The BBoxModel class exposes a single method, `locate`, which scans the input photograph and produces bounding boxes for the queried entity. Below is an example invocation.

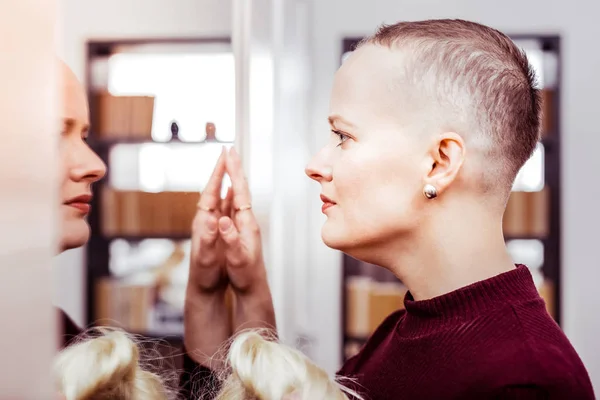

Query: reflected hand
[188,147,229,295]
[219,147,276,331]
[184,146,233,365]
[218,147,268,294]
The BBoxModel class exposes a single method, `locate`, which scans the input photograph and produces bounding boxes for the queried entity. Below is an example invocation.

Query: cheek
[59,141,70,182]
[335,150,422,229]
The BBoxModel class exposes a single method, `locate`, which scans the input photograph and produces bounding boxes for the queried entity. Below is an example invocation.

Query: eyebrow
[328,114,356,129]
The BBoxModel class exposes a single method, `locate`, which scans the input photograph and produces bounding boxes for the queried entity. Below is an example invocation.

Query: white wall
[55,0,232,326]
[0,1,59,396]
[308,0,600,387]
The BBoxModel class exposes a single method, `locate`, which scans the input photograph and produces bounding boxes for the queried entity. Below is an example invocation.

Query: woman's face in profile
[58,63,106,252]
[305,45,431,263]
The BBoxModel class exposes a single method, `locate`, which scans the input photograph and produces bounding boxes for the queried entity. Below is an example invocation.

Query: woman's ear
[425,132,466,195]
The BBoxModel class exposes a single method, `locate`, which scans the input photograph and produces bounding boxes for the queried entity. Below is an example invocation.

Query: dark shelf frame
[88,138,234,147]
[339,35,562,363]
[84,36,231,331]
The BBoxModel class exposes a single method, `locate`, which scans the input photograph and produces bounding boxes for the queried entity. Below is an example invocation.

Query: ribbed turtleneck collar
[399,265,541,335]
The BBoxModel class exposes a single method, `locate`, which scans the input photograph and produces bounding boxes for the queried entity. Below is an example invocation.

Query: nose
[305,149,332,183]
[72,144,106,184]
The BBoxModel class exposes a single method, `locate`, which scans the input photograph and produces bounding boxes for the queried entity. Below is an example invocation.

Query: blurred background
[52,0,599,390]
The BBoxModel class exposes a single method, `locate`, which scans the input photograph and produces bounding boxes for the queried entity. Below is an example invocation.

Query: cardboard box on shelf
[92,92,155,139]
[94,278,153,332]
[151,191,173,235]
[368,282,406,333]
[119,191,141,236]
[99,189,200,237]
[528,188,550,237]
[503,188,550,237]
[93,92,131,138]
[130,96,155,139]
[100,186,120,236]
[538,278,555,319]
[94,277,117,326]
[541,89,554,137]
[503,191,529,236]
[346,277,406,338]
[345,276,372,338]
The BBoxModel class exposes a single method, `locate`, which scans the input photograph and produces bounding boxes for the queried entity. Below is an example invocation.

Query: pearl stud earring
[423,184,438,199]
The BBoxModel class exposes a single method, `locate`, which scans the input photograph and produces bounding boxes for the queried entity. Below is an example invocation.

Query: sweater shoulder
[339,309,406,376]
[505,302,595,398]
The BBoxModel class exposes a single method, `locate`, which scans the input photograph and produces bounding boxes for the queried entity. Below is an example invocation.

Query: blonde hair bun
[217,330,362,400]
[54,328,169,400]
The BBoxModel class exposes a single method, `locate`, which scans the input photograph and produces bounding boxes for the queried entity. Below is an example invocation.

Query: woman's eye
[332,130,349,147]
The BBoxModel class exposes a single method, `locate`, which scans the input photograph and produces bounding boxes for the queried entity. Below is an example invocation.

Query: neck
[382,196,514,301]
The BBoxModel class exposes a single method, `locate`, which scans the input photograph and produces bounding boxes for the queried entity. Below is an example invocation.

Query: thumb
[219,216,239,245]
[219,216,243,266]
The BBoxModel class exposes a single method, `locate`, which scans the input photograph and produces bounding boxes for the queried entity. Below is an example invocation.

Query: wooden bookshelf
[84,37,232,342]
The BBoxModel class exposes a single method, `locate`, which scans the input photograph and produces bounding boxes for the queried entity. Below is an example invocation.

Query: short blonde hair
[54,328,174,400]
[360,19,541,193]
[216,330,363,400]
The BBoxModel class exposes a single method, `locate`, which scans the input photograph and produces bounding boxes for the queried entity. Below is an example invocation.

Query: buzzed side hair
[359,19,542,194]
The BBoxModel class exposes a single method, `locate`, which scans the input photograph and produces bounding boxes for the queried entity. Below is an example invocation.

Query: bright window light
[513,142,545,192]
[107,52,235,142]
[506,239,544,287]
[109,142,232,194]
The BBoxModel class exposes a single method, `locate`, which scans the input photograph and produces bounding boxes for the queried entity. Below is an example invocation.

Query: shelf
[541,136,557,151]
[102,234,191,242]
[345,334,369,344]
[88,137,233,148]
[504,235,547,242]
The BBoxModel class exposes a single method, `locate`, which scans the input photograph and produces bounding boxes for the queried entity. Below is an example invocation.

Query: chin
[59,219,91,252]
[321,220,399,266]
[321,223,364,253]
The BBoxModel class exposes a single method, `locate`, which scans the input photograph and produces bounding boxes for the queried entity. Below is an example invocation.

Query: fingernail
[219,217,232,232]
[207,218,218,233]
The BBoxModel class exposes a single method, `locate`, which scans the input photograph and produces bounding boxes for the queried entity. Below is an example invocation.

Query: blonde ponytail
[216,331,363,400]
[54,328,172,400]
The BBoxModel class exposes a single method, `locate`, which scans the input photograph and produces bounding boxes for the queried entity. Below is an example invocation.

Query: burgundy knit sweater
[339,265,595,399]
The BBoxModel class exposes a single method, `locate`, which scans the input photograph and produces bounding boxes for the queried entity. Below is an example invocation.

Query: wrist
[232,278,277,332]
[184,285,228,312]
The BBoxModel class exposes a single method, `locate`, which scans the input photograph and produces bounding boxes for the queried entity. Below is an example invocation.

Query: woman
[187,19,595,400]
[56,60,106,339]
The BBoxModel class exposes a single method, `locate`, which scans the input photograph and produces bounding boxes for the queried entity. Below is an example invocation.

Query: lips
[64,194,92,214]
[320,194,336,214]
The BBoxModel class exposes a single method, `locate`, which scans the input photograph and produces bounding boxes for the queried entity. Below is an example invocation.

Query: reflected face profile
[59,61,106,252]
[305,45,431,261]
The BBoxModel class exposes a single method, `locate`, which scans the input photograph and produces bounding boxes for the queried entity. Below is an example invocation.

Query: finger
[193,214,220,267]
[221,185,233,217]
[218,216,244,267]
[226,148,259,229]
[198,146,227,212]
[199,214,219,247]
[226,147,252,210]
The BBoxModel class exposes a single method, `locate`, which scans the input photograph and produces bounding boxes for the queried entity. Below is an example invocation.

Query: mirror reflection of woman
[55,61,352,400]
